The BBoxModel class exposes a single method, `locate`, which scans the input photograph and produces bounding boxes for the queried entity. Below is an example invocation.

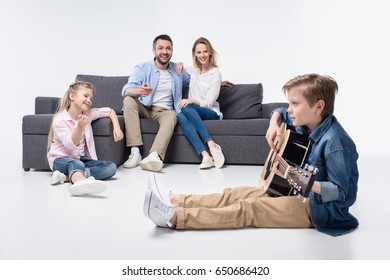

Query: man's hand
[139,84,152,97]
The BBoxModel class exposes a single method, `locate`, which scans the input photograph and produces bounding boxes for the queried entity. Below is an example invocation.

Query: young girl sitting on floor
[47,81,123,196]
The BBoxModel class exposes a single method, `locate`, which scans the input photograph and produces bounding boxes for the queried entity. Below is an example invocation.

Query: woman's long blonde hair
[47,81,96,150]
[192,37,218,69]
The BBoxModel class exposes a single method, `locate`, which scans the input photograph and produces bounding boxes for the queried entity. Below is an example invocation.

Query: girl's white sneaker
[50,170,66,185]
[69,177,106,196]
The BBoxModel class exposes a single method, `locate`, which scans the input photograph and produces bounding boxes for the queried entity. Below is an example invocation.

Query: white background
[1,0,389,162]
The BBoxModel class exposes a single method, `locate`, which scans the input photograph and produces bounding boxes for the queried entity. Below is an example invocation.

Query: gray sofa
[22,74,288,171]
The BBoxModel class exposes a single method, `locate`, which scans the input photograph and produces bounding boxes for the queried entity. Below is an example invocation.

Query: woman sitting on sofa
[176,37,232,169]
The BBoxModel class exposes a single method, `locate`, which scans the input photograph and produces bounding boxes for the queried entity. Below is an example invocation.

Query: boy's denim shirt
[121,59,191,113]
[274,107,359,236]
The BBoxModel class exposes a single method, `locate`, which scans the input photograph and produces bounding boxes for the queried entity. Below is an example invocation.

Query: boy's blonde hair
[282,73,338,118]
[192,37,218,70]
[47,81,96,150]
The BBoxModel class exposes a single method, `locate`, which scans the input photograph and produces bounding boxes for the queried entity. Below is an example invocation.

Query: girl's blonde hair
[47,81,96,150]
[192,37,218,69]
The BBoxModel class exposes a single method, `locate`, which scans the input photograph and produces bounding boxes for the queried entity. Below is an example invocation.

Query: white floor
[1,154,389,260]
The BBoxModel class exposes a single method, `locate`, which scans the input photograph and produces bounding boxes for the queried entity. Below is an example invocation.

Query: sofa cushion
[217,83,263,119]
[139,118,270,136]
[76,74,128,115]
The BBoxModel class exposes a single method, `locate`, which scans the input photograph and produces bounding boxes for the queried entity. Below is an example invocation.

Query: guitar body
[260,123,314,198]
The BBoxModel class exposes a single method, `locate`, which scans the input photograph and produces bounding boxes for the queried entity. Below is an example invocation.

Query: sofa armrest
[35,97,61,114]
[261,102,289,119]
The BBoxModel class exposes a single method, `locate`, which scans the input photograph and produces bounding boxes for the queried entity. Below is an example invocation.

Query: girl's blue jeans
[177,104,219,155]
[52,156,117,183]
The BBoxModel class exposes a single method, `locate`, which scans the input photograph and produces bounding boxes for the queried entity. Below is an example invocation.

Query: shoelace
[152,201,173,227]
[154,201,172,216]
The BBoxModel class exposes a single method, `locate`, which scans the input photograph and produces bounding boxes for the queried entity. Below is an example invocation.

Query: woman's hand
[178,98,194,109]
[175,62,184,75]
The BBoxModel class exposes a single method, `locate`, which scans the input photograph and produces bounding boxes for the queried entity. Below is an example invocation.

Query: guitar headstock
[285,163,318,200]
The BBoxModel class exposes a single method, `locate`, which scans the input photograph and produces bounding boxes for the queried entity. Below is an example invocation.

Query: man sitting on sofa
[121,34,190,172]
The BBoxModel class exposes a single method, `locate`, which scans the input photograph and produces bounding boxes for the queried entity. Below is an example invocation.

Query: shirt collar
[309,115,334,143]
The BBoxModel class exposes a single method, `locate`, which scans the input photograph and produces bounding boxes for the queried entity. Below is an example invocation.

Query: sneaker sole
[148,173,172,205]
[143,189,153,217]
[199,163,214,169]
[69,182,107,196]
[211,152,225,168]
[214,158,225,169]
[123,163,140,169]
[140,161,163,172]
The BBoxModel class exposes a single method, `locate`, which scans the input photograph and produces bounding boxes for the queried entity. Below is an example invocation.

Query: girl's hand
[113,128,124,142]
[77,114,90,129]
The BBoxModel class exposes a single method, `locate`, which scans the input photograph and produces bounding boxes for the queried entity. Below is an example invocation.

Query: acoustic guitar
[260,123,318,202]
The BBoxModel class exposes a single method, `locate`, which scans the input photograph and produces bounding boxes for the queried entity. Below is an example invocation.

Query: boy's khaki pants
[123,96,177,160]
[176,186,313,230]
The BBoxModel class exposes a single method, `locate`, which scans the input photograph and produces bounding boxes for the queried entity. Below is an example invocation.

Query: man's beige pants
[123,96,177,160]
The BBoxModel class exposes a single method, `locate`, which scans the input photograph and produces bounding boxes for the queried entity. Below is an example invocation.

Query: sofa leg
[24,168,30,171]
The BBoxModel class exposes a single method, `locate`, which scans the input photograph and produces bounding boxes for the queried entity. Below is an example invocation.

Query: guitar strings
[275,154,289,176]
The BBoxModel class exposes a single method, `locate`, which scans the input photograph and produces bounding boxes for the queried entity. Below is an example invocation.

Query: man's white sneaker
[199,155,214,169]
[69,177,106,196]
[143,189,175,228]
[50,170,66,185]
[139,152,163,172]
[148,173,172,205]
[123,152,142,169]
[210,144,225,168]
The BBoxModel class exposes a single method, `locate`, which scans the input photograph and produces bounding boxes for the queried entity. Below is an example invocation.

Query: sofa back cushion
[76,74,128,115]
[75,75,263,119]
[217,83,263,119]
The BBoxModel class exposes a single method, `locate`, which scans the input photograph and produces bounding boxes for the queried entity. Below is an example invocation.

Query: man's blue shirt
[274,107,359,236]
[121,60,190,113]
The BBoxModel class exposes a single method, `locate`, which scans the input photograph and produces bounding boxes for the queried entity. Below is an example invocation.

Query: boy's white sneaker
[69,177,106,196]
[123,152,142,169]
[140,151,163,172]
[143,189,175,228]
[50,170,66,185]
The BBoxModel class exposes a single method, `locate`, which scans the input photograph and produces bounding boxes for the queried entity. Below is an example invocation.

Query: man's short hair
[153,34,173,49]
